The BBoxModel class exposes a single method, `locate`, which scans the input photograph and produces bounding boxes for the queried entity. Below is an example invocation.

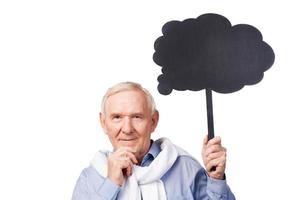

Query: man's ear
[99,112,108,134]
[150,110,159,132]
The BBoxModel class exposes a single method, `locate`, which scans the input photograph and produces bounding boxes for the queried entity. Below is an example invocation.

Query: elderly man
[72,82,235,200]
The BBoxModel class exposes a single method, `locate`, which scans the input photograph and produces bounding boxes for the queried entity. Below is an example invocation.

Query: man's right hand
[107,147,138,186]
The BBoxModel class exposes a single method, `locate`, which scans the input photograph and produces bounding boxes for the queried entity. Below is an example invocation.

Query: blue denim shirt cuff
[206,175,227,195]
[97,178,121,199]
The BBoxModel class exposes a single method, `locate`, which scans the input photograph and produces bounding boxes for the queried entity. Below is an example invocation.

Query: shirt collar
[140,140,161,166]
[148,140,160,158]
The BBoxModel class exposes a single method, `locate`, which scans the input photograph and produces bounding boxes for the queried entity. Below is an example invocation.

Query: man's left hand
[202,135,227,180]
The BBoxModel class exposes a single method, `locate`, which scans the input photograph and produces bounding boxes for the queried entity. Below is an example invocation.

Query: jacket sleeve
[190,167,236,200]
[72,167,121,200]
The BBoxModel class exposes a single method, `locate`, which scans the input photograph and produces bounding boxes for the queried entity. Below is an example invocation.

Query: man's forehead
[105,90,148,111]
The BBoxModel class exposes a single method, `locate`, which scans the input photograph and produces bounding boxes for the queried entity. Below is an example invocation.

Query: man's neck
[136,140,153,165]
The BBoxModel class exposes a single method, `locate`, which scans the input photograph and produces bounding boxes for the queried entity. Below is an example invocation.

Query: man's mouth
[119,138,137,141]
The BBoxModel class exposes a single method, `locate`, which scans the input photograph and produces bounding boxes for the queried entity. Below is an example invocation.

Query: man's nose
[122,117,134,134]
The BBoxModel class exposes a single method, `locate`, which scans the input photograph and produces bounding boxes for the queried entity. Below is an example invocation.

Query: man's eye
[134,115,142,119]
[112,115,121,119]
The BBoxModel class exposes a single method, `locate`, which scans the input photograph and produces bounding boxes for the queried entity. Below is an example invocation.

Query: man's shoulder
[154,137,202,170]
[176,152,202,171]
[172,142,202,170]
[170,145,203,177]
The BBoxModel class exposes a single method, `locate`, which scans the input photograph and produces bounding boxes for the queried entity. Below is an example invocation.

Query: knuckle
[212,146,218,152]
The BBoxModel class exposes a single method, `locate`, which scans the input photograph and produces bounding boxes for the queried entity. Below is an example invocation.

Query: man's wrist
[210,173,226,180]
[206,173,228,195]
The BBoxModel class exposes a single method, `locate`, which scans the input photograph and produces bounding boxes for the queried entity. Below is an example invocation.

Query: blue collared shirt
[72,140,235,200]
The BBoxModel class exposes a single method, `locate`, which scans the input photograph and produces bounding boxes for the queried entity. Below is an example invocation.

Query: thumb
[203,134,208,146]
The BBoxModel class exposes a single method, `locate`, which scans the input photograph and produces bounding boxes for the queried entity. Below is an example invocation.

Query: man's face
[100,90,159,158]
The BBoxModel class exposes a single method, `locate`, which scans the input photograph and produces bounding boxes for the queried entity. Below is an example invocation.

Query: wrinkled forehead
[104,90,149,114]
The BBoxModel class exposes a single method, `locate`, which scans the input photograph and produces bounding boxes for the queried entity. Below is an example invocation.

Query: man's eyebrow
[109,112,122,117]
[131,113,144,116]
[109,112,145,116]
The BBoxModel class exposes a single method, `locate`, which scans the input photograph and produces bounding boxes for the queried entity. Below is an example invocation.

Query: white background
[1,0,300,199]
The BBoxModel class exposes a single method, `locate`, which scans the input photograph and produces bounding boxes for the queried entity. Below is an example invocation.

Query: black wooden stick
[206,89,216,172]
[206,89,215,140]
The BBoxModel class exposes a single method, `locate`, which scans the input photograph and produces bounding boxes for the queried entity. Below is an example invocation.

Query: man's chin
[118,141,138,151]
[119,139,136,144]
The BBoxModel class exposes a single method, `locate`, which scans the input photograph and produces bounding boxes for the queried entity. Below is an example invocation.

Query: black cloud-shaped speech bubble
[153,13,275,95]
[153,13,275,144]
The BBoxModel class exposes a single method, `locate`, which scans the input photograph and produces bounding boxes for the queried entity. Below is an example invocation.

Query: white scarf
[91,137,188,200]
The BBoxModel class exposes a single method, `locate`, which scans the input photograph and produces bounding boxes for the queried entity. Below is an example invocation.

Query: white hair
[101,82,157,115]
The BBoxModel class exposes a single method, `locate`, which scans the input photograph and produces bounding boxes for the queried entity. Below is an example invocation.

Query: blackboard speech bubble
[153,13,275,140]
[154,13,274,95]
